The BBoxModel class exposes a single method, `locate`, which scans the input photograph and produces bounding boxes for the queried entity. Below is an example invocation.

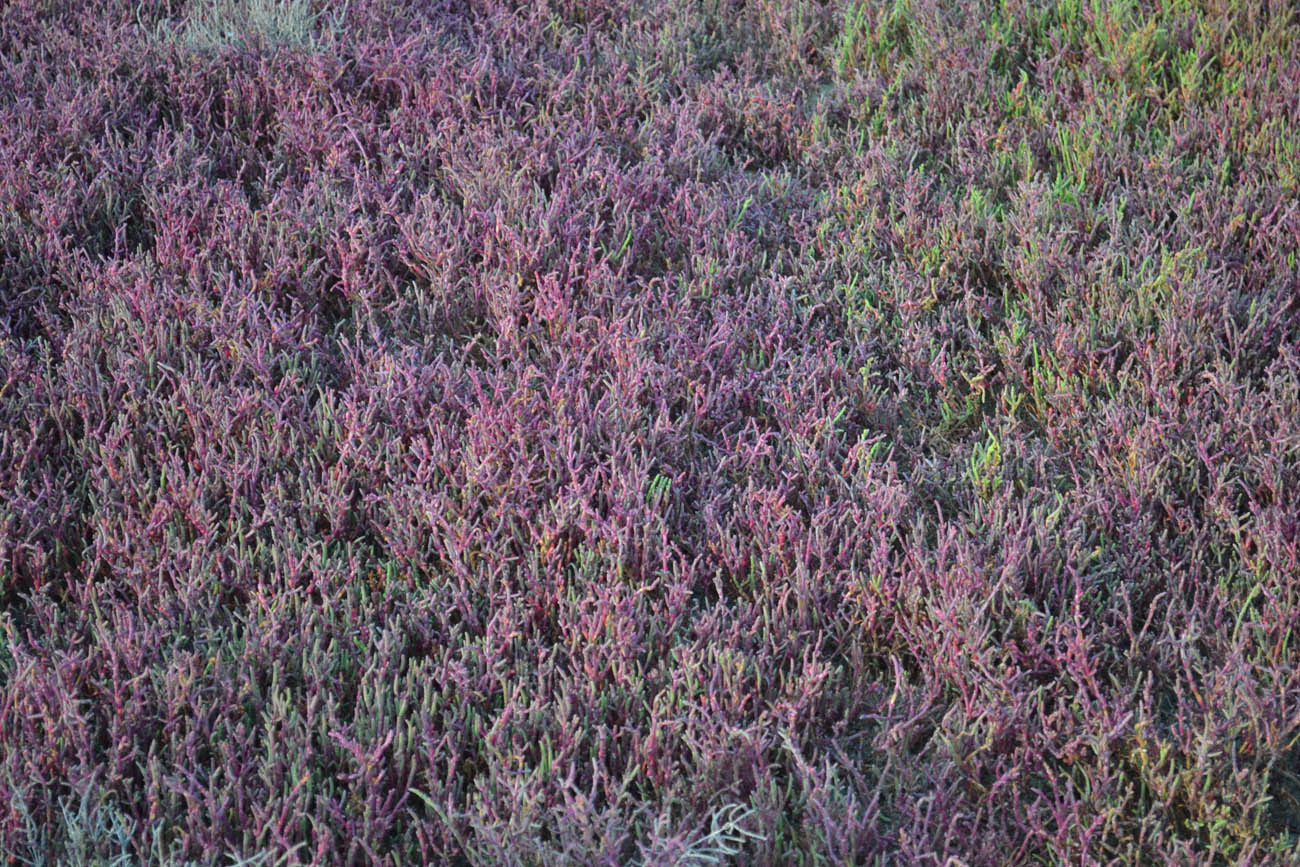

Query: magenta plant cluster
[2,0,1298,864]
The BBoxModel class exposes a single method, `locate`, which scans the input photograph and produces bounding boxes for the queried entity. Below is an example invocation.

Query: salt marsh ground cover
[1,0,1298,863]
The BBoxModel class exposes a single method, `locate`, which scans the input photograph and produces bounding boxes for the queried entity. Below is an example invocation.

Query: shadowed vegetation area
[1,0,1298,863]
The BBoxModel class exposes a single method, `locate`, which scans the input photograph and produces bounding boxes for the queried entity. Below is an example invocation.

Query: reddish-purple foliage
[1,0,1298,864]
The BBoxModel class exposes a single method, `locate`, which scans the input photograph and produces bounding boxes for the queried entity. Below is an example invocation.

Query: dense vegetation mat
[1,0,1298,863]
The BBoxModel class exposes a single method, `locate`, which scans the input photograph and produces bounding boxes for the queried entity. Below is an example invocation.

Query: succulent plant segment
[1,0,1298,864]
